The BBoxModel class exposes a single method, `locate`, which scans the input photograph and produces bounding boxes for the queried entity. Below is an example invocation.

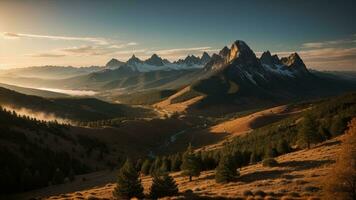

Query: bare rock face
[260,51,281,66]
[201,52,211,64]
[219,46,230,58]
[127,54,143,66]
[281,53,309,74]
[228,40,258,64]
[145,54,164,66]
[105,58,125,69]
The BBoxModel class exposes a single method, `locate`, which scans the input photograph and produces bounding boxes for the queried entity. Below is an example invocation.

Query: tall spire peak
[228,40,256,63]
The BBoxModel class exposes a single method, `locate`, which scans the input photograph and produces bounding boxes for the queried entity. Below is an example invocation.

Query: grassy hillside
[19,134,347,200]
[112,89,177,105]
[0,87,153,122]
[0,107,90,194]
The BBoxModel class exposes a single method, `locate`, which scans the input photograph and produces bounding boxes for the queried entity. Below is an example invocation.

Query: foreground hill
[19,134,345,200]
[0,105,196,196]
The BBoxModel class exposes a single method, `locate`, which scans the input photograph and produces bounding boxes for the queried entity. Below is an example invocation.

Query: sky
[0,0,355,71]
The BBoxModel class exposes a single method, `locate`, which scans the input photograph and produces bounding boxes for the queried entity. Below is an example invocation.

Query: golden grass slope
[20,134,344,200]
[154,86,205,113]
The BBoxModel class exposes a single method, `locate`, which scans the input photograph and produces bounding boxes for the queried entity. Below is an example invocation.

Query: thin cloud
[127,42,138,46]
[2,32,109,45]
[61,45,95,54]
[28,53,66,58]
[302,35,356,49]
[115,49,147,54]
[153,47,212,55]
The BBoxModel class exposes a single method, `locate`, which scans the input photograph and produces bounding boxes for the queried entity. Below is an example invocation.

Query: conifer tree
[171,154,182,172]
[52,168,64,185]
[180,144,201,181]
[215,154,238,183]
[141,159,152,175]
[113,159,144,199]
[276,139,291,155]
[149,172,178,199]
[298,114,320,148]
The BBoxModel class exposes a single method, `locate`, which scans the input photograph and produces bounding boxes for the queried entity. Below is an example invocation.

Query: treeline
[0,106,90,194]
[218,92,356,163]
[0,106,70,133]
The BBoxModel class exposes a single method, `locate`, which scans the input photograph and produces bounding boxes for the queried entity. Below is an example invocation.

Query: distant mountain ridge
[105,52,211,72]
[0,65,103,79]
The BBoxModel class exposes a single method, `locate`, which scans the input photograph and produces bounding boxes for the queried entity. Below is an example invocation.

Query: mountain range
[0,40,355,116]
[105,52,211,72]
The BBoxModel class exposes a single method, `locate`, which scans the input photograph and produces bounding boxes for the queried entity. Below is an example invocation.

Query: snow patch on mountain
[129,62,204,72]
[262,64,295,77]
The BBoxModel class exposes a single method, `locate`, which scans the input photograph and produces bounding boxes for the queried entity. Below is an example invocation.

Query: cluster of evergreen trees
[0,106,90,194]
[113,159,179,199]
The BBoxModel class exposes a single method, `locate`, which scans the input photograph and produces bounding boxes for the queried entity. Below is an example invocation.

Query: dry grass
[17,135,344,200]
[323,118,356,200]
[154,86,205,113]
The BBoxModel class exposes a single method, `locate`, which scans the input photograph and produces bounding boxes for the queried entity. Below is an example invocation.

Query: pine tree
[171,154,182,172]
[149,172,178,199]
[215,154,238,183]
[113,159,144,199]
[52,168,64,185]
[141,159,152,175]
[180,144,201,181]
[330,116,346,136]
[264,146,278,159]
[160,156,171,172]
[298,114,320,148]
[276,139,291,155]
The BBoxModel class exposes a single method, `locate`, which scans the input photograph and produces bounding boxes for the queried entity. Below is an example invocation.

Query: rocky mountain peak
[127,54,143,65]
[260,51,280,65]
[228,40,257,63]
[201,52,211,64]
[219,46,230,58]
[145,54,164,66]
[105,58,124,68]
[184,55,201,66]
[281,53,308,74]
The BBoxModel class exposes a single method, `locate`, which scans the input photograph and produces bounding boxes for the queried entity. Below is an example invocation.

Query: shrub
[289,192,300,197]
[243,190,253,197]
[304,186,320,192]
[253,190,266,197]
[262,158,278,167]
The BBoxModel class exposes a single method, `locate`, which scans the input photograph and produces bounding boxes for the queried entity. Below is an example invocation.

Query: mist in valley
[2,105,71,124]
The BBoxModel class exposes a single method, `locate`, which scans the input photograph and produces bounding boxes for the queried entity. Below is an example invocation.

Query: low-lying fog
[3,105,71,124]
[38,87,97,96]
